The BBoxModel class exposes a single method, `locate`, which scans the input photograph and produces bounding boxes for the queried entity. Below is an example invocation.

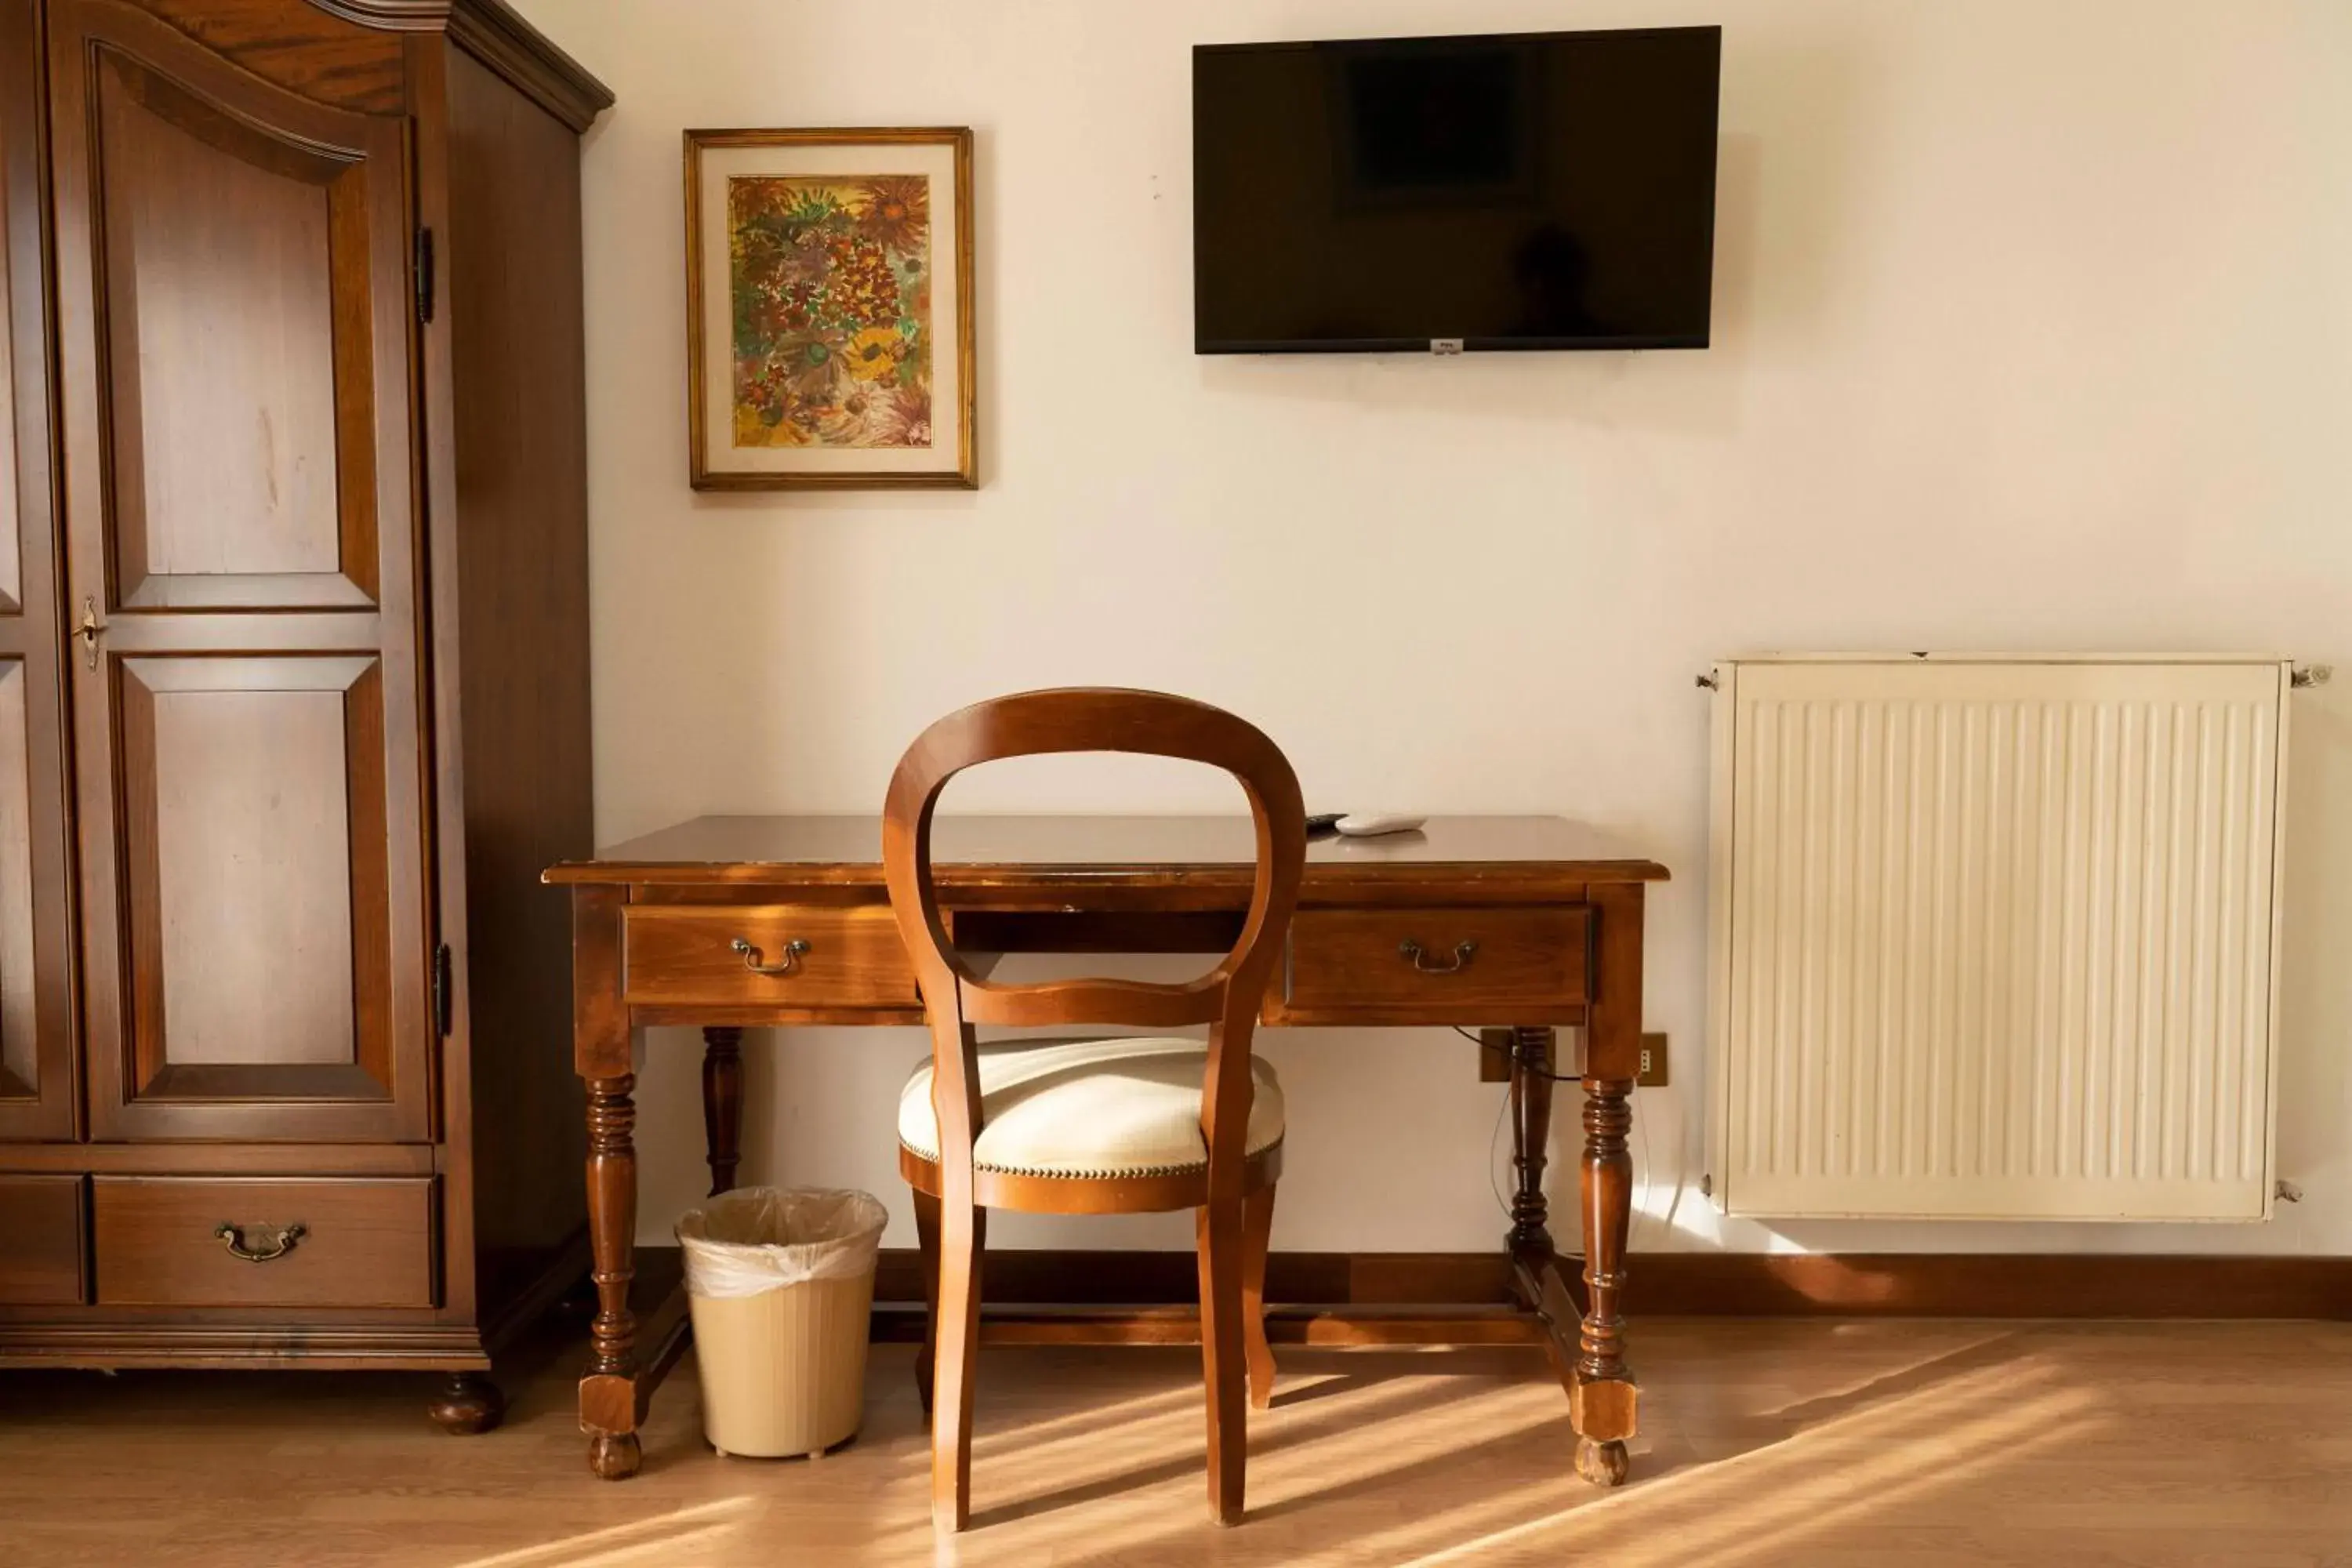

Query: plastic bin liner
[677,1187,887,1298]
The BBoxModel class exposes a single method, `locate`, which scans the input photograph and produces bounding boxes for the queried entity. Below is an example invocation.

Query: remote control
[1334,812,1427,837]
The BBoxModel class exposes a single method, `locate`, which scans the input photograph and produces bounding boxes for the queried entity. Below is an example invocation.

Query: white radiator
[1705,655,2292,1222]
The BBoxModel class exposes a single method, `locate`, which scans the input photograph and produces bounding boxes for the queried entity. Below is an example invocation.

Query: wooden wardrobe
[0,0,608,1430]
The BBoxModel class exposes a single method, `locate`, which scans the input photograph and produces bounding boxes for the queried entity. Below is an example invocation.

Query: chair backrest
[880,689,1307,1189]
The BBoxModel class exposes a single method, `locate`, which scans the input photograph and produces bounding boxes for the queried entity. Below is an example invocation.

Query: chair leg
[1196,1198,1249,1526]
[932,1201,985,1534]
[1241,1183,1276,1410]
[912,1188,941,1418]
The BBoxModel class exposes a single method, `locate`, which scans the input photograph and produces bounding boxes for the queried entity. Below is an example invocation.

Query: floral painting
[687,128,972,489]
[728,174,934,450]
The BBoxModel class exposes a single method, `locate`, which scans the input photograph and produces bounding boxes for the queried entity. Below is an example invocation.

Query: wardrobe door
[49,0,433,1142]
[0,0,77,1143]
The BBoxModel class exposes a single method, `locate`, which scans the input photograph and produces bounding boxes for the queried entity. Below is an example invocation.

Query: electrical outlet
[1637,1033,1669,1087]
[1478,1026,1512,1083]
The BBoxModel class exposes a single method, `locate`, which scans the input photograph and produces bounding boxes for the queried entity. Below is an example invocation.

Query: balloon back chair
[880,688,1307,1532]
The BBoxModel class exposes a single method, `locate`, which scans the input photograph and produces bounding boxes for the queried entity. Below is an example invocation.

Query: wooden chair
[881,688,1307,1533]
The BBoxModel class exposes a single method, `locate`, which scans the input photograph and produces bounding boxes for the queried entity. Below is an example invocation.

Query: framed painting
[684,127,976,490]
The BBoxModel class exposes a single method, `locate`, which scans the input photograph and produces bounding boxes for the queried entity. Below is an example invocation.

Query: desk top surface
[546,814,1667,887]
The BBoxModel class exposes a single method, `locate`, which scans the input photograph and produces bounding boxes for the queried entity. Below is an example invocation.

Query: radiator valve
[2291,665,2332,689]
[2276,1178,2304,1204]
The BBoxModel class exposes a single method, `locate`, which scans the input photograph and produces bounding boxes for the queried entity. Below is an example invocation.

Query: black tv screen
[1193,27,1722,354]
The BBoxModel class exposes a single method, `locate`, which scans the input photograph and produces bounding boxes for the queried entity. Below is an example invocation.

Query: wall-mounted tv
[1193,27,1722,354]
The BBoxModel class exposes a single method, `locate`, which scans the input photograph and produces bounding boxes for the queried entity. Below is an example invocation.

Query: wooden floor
[4,1319,2349,1566]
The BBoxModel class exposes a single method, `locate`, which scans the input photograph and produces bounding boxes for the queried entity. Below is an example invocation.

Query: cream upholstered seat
[898,1036,1286,1180]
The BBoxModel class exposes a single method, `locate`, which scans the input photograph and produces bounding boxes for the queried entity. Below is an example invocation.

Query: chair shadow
[1266,1369,1373,1410]
[965,1359,1495,1530]
[1244,1411,1585,1523]
[1015,1329,2040,1560]
[1765,1329,2027,1428]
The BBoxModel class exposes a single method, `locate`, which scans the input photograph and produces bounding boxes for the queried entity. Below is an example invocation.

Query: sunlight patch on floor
[863,1362,1538,1561]
[453,1497,760,1568]
[967,1379,1200,1456]
[1385,1359,2101,1567]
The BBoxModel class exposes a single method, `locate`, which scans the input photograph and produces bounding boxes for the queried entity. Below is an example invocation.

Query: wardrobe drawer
[0,1174,86,1305]
[92,1177,436,1309]
[622,904,919,1010]
[1280,906,1591,1022]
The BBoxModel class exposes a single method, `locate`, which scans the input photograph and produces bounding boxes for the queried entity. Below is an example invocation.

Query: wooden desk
[546,815,1667,1486]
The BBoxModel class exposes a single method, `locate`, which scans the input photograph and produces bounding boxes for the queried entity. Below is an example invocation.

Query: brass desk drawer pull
[213,1221,306,1263]
[1399,938,1477,975]
[622,906,917,1009]
[732,936,811,977]
[1280,908,1586,1021]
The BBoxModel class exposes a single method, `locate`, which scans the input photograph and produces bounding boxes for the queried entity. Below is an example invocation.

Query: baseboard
[871,1247,1516,1307]
[1631,1250,2352,1318]
[873,1247,2352,1320]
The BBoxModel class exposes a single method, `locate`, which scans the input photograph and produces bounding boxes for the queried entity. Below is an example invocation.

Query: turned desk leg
[1508,1025,1558,1262]
[572,886,643,1481]
[702,1026,744,1196]
[1573,1077,1635,1485]
[583,1073,641,1479]
[1571,883,1646,1487]
[1507,1026,1590,1408]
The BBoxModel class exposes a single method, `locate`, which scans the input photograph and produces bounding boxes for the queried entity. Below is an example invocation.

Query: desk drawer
[623,904,920,1010]
[93,1176,436,1308]
[1281,906,1590,1022]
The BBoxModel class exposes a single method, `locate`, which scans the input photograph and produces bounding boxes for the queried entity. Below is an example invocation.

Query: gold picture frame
[684,127,976,490]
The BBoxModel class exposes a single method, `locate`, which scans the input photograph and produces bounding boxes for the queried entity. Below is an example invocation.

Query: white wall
[509,0,2352,1258]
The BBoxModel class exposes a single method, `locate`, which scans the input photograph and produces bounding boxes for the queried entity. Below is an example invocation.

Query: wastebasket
[676,1186,890,1459]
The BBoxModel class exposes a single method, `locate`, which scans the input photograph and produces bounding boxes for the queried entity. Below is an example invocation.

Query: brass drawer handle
[1399,938,1477,975]
[732,936,811,977]
[214,1221,306,1263]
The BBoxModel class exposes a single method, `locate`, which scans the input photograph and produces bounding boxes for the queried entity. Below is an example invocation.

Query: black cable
[1453,1025,1580,1081]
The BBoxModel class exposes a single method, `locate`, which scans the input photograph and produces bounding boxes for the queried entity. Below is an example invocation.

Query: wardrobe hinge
[433,943,454,1036]
[414,227,435,324]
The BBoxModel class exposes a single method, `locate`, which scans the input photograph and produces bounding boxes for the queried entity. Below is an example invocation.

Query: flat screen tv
[1193,27,1722,354]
